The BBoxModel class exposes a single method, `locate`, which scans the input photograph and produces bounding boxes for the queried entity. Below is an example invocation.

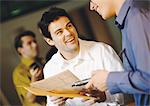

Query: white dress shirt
[44,39,124,106]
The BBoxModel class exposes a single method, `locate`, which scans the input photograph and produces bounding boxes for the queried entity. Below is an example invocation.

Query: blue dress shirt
[107,0,150,105]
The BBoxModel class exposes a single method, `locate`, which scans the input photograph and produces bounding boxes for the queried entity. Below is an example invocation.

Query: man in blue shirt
[86,0,150,105]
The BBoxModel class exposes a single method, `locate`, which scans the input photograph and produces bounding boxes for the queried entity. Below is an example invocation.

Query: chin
[102,16,107,20]
[70,45,77,50]
[102,15,112,20]
[69,45,79,51]
[33,53,38,58]
[101,14,108,20]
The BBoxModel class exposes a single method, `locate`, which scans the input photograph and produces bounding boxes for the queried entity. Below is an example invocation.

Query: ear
[17,47,23,55]
[44,37,55,46]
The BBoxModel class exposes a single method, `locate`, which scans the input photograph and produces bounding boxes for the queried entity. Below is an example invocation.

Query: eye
[33,40,37,43]
[67,23,73,29]
[56,30,63,35]
[27,41,32,45]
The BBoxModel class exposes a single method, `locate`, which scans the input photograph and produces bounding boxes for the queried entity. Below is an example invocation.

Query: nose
[64,28,71,37]
[90,1,94,10]
[32,41,37,48]
[90,1,96,11]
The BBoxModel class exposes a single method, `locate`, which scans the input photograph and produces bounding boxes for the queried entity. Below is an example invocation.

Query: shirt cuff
[107,72,122,94]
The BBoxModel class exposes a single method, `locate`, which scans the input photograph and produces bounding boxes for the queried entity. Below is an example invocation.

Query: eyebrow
[55,29,62,34]
[66,21,72,26]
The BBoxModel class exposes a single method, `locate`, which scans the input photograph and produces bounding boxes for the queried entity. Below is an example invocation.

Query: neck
[60,48,79,60]
[21,56,36,67]
[115,0,125,15]
[22,55,35,61]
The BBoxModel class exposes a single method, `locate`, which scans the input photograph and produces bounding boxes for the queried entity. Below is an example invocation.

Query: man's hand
[85,70,109,91]
[80,88,106,104]
[50,96,67,106]
[30,67,43,82]
[81,98,97,106]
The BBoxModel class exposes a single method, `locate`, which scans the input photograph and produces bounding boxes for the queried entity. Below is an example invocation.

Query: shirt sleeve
[107,9,150,94]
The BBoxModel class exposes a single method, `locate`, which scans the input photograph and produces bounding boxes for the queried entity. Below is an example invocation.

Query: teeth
[67,38,74,43]
[68,39,72,42]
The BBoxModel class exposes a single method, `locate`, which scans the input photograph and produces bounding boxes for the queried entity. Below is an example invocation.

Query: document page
[22,70,91,98]
[30,70,82,93]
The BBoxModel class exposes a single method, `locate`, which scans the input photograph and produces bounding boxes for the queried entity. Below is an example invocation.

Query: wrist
[31,77,38,82]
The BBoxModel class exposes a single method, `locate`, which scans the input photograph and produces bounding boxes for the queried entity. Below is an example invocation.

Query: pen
[72,78,90,87]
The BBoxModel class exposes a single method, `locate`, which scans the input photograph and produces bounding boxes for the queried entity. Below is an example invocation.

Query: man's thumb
[85,80,93,89]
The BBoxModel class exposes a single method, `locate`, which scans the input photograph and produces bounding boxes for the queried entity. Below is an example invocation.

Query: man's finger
[81,98,89,102]
[91,70,98,76]
[30,68,38,76]
[36,69,42,76]
[53,97,66,104]
[84,98,96,106]
[50,96,61,101]
[85,79,94,89]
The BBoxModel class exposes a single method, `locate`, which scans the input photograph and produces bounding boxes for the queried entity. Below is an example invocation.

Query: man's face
[20,36,39,59]
[48,16,79,54]
[90,0,115,20]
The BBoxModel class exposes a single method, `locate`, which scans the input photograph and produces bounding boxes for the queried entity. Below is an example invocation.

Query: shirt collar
[78,39,93,61]
[56,39,92,67]
[115,0,132,29]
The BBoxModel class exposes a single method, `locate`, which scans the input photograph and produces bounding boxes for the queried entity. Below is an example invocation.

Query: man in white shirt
[38,7,124,106]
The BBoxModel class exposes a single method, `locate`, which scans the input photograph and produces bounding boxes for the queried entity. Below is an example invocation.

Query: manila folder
[23,70,91,99]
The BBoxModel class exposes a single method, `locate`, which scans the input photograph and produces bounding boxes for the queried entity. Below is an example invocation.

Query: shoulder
[44,52,59,67]
[43,52,60,74]
[13,64,24,77]
[126,6,150,39]
[84,40,114,53]
[13,64,25,84]
[128,6,150,25]
[80,39,110,49]
[89,41,119,61]
[80,39,116,56]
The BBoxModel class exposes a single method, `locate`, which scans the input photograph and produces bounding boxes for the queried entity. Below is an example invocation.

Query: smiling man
[46,16,80,60]
[38,7,124,106]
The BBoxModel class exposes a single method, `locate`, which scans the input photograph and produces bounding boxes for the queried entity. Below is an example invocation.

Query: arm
[108,9,150,94]
[107,71,150,94]
[13,70,36,104]
[27,67,44,102]
[13,67,44,104]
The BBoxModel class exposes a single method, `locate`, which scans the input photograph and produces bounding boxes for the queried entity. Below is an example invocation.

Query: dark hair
[45,47,58,62]
[38,7,72,39]
[14,30,36,54]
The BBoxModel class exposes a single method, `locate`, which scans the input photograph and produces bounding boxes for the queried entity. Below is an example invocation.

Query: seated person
[38,7,124,106]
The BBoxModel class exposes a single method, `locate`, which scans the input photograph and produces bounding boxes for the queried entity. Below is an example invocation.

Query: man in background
[13,31,46,106]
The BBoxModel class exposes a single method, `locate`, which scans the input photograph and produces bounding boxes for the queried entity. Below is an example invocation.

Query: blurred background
[0,0,122,105]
